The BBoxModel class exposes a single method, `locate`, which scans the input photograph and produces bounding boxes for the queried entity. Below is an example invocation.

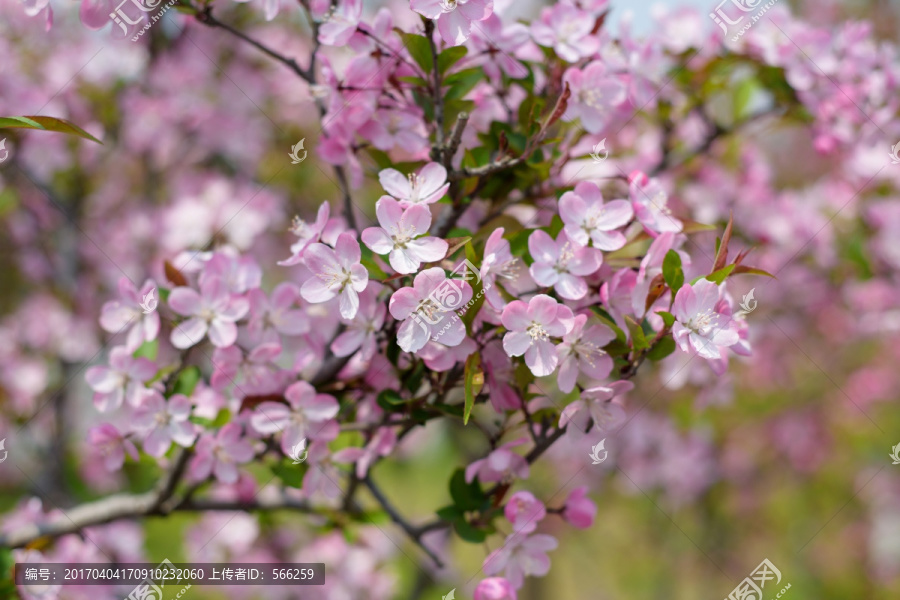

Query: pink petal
[379,168,413,200]
[168,287,201,316]
[171,318,208,349]
[438,7,472,46]
[362,227,394,254]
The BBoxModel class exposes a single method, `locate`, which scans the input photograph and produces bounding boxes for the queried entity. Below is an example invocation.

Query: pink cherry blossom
[301,232,369,319]
[250,381,340,455]
[562,62,628,133]
[474,577,518,600]
[85,346,157,412]
[132,390,197,457]
[504,491,546,534]
[483,340,522,411]
[246,282,310,341]
[168,276,249,349]
[628,171,683,234]
[87,423,138,471]
[483,532,558,589]
[188,423,255,485]
[362,197,448,274]
[530,4,599,63]
[210,341,283,393]
[559,381,632,433]
[470,15,530,81]
[410,0,494,47]
[330,284,386,360]
[389,267,472,353]
[672,279,740,360]
[561,486,596,529]
[98,277,160,351]
[556,314,615,393]
[501,295,575,377]
[378,162,449,207]
[333,426,396,478]
[203,252,262,294]
[480,228,524,310]
[559,181,634,250]
[418,337,477,371]
[318,0,362,47]
[279,202,331,266]
[465,438,530,484]
[528,230,602,300]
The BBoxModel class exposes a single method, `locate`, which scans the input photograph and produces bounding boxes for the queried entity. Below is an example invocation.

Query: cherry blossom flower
[556,314,615,393]
[203,252,262,294]
[528,230,602,300]
[672,279,740,360]
[483,532,558,589]
[562,62,628,134]
[333,427,396,478]
[98,277,160,351]
[530,4,599,62]
[559,181,634,250]
[362,197,448,274]
[250,381,340,455]
[501,295,575,377]
[389,267,472,353]
[210,341,284,393]
[318,0,362,46]
[418,337,477,371]
[378,162,449,207]
[466,438,530,484]
[87,424,138,471]
[169,276,249,349]
[188,423,255,485]
[301,232,369,319]
[628,171,683,234]
[330,284,386,360]
[279,202,330,267]
[410,0,494,47]
[559,381,632,433]
[480,228,524,310]
[132,390,197,457]
[471,14,530,81]
[474,577,518,600]
[360,109,429,155]
[246,282,309,341]
[85,346,156,412]
[504,491,546,534]
[483,341,522,411]
[561,486,596,529]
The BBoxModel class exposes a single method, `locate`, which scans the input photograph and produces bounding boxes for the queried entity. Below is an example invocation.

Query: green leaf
[731,265,776,278]
[0,115,102,143]
[449,468,487,511]
[133,339,159,361]
[172,366,201,397]
[404,361,426,394]
[463,352,482,425]
[396,76,429,87]
[656,310,676,329]
[662,249,684,293]
[398,32,432,74]
[624,315,649,351]
[705,264,736,285]
[453,518,488,543]
[436,505,463,521]
[646,337,677,361]
[376,389,406,410]
[271,460,307,489]
[443,68,483,101]
[438,46,467,74]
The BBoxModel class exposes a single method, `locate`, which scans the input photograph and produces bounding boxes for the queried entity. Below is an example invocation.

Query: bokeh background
[2,0,900,598]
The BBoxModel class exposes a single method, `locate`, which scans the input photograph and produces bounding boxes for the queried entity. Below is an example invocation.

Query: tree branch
[363,476,444,568]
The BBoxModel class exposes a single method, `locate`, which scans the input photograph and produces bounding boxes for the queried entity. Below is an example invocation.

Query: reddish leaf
[732,265,776,278]
[644,273,668,312]
[713,212,733,272]
[545,83,570,130]
[239,394,288,413]
[164,260,188,287]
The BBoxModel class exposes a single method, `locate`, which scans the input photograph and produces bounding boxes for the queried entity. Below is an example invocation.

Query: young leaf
[463,352,482,425]
[732,265,776,278]
[646,337,677,361]
[449,468,487,511]
[662,249,684,293]
[438,46,467,74]
[705,263,736,285]
[713,213,733,272]
[656,310,676,329]
[0,116,102,144]
[172,366,201,397]
[624,315,649,351]
[398,32,432,74]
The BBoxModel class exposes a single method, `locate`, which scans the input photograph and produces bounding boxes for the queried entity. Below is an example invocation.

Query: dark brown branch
[363,476,444,568]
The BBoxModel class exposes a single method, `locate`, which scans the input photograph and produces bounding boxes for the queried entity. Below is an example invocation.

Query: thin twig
[363,476,444,568]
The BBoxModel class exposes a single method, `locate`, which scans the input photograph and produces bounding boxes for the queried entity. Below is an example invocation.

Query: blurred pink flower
[362,197,448,274]
[531,4,598,62]
[528,229,602,300]
[483,532,558,589]
[333,426,397,478]
[189,423,254,484]
[562,62,627,133]
[410,0,494,47]
[250,381,340,455]
[330,284,386,360]
[474,577,518,600]
[99,277,160,351]
[85,346,156,412]
[504,491,546,534]
[466,438,529,484]
[133,390,196,457]
[247,282,310,341]
[628,171,682,234]
[501,295,574,377]
[561,486,596,529]
[318,0,362,46]
[87,423,138,471]
[279,202,331,267]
